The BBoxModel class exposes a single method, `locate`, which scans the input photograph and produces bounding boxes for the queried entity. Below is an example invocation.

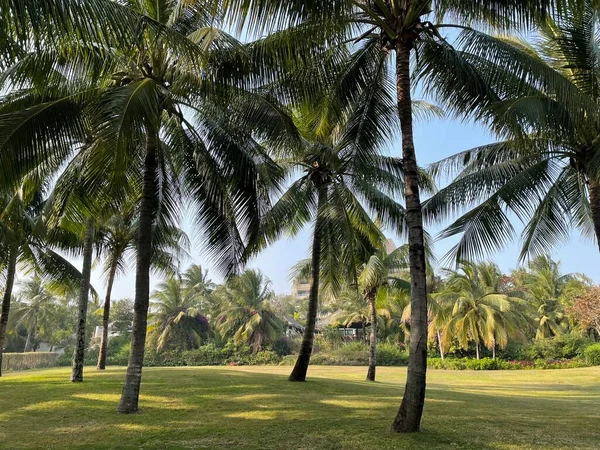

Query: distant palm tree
[357,245,412,381]
[436,262,528,359]
[216,270,284,352]
[11,276,59,352]
[96,208,188,369]
[0,179,81,376]
[149,278,208,353]
[514,256,577,339]
[182,264,216,315]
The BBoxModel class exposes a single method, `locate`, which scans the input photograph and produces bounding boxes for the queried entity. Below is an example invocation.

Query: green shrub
[376,342,409,366]
[428,357,589,370]
[249,351,280,365]
[521,334,593,360]
[279,355,297,365]
[584,343,600,366]
[2,352,59,371]
[181,344,224,366]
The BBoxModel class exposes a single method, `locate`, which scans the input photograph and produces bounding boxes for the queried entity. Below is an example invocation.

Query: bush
[2,352,59,372]
[584,343,600,366]
[428,357,589,370]
[271,337,293,356]
[376,343,409,366]
[181,344,224,366]
[520,334,593,360]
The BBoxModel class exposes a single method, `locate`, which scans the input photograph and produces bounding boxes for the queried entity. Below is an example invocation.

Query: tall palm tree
[149,278,208,352]
[220,0,556,431]
[250,90,412,381]
[0,0,293,412]
[216,269,284,352]
[70,218,94,382]
[11,276,59,352]
[435,261,529,359]
[425,2,600,262]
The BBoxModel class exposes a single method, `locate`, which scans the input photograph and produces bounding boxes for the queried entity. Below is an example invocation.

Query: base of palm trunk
[288,354,310,381]
[366,366,376,382]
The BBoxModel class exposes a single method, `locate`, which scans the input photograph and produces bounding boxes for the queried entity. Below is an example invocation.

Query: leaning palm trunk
[436,330,444,360]
[0,247,18,377]
[588,178,600,251]
[118,133,157,413]
[366,289,377,382]
[289,184,326,382]
[391,40,429,433]
[71,218,95,382]
[97,261,118,370]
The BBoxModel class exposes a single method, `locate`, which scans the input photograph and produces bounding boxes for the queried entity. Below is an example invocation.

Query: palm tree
[425,2,600,262]
[96,208,188,369]
[182,264,216,315]
[514,256,576,339]
[216,269,284,352]
[149,278,208,352]
[220,0,556,431]
[250,89,412,381]
[0,179,81,376]
[70,218,94,382]
[10,276,59,352]
[435,261,528,359]
[0,0,294,411]
[357,245,412,381]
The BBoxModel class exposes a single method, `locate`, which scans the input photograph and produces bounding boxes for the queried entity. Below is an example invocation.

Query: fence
[1,352,60,372]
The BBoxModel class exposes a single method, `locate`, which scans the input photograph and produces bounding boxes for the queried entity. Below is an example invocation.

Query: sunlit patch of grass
[0,366,599,450]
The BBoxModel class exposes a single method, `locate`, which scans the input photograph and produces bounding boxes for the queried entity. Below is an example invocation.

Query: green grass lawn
[0,365,599,449]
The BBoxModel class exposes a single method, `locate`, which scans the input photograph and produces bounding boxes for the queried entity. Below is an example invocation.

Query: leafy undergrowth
[1,366,599,450]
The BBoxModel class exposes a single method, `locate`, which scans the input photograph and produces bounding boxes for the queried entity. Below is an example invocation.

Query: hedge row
[427,357,590,370]
[2,352,59,372]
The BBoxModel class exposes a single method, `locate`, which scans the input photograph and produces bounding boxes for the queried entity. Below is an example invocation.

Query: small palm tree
[216,269,284,352]
[149,278,208,353]
[182,264,216,316]
[357,245,412,381]
[436,262,528,359]
[11,276,59,352]
[0,179,81,376]
[95,208,188,369]
[514,256,577,339]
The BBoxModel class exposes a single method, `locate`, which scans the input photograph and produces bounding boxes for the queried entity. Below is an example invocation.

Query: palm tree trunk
[0,247,18,377]
[118,132,157,413]
[97,260,118,370]
[289,184,326,382]
[437,330,444,360]
[24,320,35,352]
[391,39,429,434]
[366,289,377,382]
[475,342,480,360]
[588,179,600,250]
[71,218,95,382]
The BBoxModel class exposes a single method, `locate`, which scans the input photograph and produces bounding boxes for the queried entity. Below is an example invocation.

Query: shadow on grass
[0,367,598,450]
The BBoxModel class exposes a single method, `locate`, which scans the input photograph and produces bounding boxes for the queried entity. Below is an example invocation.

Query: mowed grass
[1,366,599,450]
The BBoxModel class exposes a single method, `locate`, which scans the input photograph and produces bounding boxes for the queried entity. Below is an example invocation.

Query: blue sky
[88,115,599,299]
